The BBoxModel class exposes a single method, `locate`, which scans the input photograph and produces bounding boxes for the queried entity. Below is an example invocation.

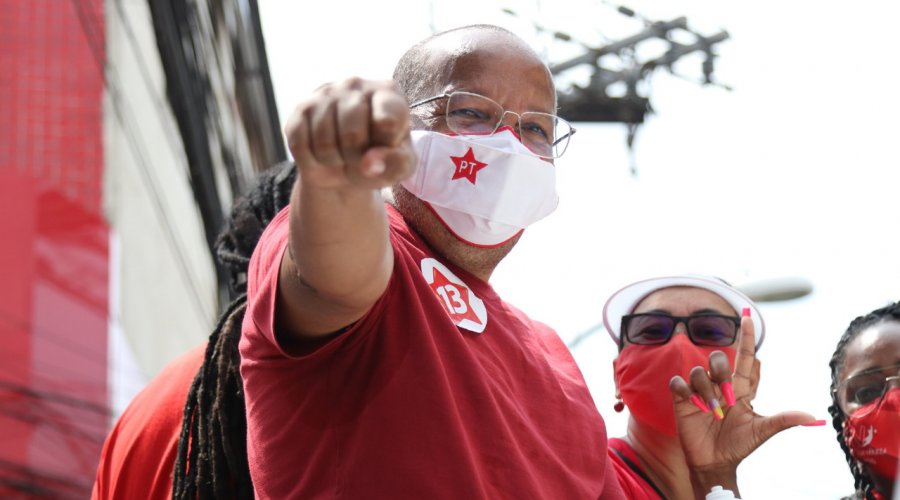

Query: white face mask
[401,128,559,247]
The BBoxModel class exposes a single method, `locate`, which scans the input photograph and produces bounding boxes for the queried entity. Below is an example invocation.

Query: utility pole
[551,13,730,124]
[506,4,731,174]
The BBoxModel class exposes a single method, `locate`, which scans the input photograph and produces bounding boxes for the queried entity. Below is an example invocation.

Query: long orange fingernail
[690,394,710,413]
[721,381,736,407]
[709,399,724,420]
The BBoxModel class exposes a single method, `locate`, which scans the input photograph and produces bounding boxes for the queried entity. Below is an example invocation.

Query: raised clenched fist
[283,77,417,191]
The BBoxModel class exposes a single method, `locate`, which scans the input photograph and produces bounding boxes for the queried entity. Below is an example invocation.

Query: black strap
[610,446,668,500]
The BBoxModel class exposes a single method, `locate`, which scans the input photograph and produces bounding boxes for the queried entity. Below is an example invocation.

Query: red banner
[0,0,108,496]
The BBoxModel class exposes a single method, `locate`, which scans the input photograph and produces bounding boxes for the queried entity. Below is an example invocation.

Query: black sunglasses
[621,313,740,347]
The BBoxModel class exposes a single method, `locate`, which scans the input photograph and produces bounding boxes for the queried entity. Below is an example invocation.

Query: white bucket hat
[602,274,765,349]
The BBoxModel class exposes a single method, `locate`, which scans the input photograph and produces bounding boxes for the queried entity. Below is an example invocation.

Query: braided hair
[828,300,900,500]
[215,161,297,298]
[174,161,297,499]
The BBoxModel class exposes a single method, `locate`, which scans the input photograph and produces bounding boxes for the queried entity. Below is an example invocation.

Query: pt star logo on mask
[420,258,488,333]
[450,147,488,185]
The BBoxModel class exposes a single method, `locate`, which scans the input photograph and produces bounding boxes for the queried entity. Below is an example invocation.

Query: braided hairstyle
[828,300,900,500]
[216,161,297,298]
[174,161,297,499]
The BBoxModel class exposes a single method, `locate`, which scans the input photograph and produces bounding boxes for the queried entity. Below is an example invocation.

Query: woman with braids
[91,162,296,500]
[829,301,900,500]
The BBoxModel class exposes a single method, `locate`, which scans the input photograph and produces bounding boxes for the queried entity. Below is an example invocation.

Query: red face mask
[843,387,900,481]
[613,334,737,436]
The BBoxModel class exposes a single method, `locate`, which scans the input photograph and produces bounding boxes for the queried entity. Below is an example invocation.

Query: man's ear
[748,359,762,400]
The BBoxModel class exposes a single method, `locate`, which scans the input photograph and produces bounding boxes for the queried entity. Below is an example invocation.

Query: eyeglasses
[620,313,741,347]
[408,91,576,159]
[835,363,900,417]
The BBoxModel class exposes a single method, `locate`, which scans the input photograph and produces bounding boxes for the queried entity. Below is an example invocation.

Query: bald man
[239,25,624,498]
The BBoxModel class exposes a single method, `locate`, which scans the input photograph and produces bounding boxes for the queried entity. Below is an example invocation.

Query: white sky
[260,1,900,497]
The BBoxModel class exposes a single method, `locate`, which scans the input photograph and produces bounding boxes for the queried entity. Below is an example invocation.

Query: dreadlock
[174,161,297,499]
[828,300,900,500]
[216,161,297,298]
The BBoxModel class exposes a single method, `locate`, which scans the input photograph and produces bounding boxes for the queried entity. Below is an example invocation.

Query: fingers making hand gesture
[669,308,823,491]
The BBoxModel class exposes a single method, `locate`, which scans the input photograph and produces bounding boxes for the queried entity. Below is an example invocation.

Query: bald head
[393,25,554,107]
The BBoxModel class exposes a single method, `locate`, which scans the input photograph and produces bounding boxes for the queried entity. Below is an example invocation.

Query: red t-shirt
[608,437,665,499]
[91,343,205,500]
[240,205,625,499]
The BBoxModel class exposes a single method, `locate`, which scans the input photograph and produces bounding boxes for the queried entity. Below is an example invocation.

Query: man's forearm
[289,178,392,305]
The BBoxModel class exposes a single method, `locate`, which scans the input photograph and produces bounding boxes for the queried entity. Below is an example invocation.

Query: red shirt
[91,343,205,500]
[608,437,665,499]
[240,205,625,499]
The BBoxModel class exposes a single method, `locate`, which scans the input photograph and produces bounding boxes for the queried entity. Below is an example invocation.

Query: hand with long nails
[668,308,822,498]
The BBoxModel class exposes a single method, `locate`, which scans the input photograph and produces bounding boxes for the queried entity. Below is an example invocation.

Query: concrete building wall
[104,0,218,410]
[101,0,286,414]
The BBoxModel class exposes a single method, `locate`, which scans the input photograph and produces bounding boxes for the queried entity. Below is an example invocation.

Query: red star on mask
[429,267,482,326]
[450,147,489,185]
